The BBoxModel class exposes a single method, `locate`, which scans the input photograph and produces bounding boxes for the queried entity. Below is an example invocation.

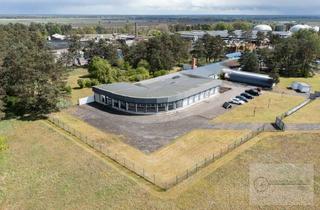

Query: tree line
[75,33,191,87]
[239,30,320,81]
[0,24,69,119]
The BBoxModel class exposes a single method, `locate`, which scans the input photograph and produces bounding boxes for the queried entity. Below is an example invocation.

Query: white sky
[0,0,320,15]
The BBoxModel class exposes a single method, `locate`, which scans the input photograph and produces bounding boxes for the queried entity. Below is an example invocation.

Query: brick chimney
[192,58,197,70]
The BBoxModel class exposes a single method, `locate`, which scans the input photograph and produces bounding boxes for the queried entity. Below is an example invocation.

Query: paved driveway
[69,81,257,153]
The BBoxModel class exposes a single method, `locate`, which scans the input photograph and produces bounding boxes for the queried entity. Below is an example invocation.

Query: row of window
[95,87,217,113]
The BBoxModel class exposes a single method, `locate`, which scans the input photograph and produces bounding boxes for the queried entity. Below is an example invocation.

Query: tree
[88,57,118,83]
[84,39,118,65]
[273,30,320,77]
[137,59,150,70]
[191,40,206,60]
[256,31,266,46]
[124,33,189,71]
[194,34,226,63]
[68,35,82,63]
[214,22,233,31]
[239,51,260,73]
[0,34,68,118]
[232,21,252,31]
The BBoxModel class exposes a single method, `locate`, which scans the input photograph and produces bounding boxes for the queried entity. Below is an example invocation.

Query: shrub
[65,85,72,94]
[90,79,100,86]
[153,70,169,77]
[77,79,85,89]
[84,79,92,88]
[0,136,8,152]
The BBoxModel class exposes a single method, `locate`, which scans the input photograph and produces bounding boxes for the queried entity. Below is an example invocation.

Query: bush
[90,79,100,86]
[77,79,85,89]
[0,136,8,152]
[153,70,169,77]
[64,85,72,94]
[84,79,92,88]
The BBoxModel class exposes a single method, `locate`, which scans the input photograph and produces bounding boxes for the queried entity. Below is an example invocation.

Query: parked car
[241,93,254,100]
[236,95,248,103]
[222,102,232,109]
[255,87,262,92]
[245,89,260,96]
[229,98,245,105]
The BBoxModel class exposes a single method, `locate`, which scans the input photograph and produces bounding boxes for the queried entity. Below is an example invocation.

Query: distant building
[225,52,242,60]
[51,33,66,41]
[289,25,320,33]
[253,25,273,32]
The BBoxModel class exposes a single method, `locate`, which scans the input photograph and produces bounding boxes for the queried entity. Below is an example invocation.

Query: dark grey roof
[93,68,222,104]
[183,61,228,78]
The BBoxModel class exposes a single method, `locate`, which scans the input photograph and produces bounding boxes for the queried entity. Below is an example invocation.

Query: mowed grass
[212,92,305,123]
[276,74,320,93]
[51,111,250,184]
[285,99,320,124]
[67,68,93,105]
[1,120,320,209]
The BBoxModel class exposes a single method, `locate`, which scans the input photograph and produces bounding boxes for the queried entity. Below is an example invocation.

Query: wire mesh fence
[48,116,266,190]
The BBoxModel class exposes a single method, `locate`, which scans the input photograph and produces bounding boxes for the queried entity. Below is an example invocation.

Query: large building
[93,63,225,114]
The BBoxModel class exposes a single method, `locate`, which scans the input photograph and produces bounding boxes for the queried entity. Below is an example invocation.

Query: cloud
[0,0,319,15]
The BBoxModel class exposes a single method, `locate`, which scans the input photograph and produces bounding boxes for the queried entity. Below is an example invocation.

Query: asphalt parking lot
[69,81,256,153]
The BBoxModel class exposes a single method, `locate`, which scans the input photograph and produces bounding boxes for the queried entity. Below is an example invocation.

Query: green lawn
[276,74,320,93]
[1,119,319,209]
[285,99,320,124]
[213,92,305,123]
[67,68,93,105]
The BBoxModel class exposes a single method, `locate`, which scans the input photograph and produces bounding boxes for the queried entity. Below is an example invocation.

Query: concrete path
[286,124,320,131]
[211,123,276,131]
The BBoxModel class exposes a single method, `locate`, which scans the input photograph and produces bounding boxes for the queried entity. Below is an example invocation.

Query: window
[120,101,126,110]
[176,100,183,108]
[137,104,146,113]
[113,100,119,108]
[168,103,174,110]
[128,103,136,112]
[105,96,112,105]
[101,95,105,103]
[147,104,156,113]
[158,104,166,112]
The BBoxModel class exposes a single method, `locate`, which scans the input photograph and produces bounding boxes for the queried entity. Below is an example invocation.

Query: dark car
[245,89,260,96]
[222,102,232,109]
[241,93,254,99]
[255,87,262,92]
[236,95,248,103]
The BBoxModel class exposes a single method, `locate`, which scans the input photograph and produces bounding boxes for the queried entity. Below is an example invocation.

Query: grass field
[212,92,305,123]
[285,99,320,124]
[51,111,250,185]
[67,68,93,105]
[275,74,320,93]
[1,119,319,209]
